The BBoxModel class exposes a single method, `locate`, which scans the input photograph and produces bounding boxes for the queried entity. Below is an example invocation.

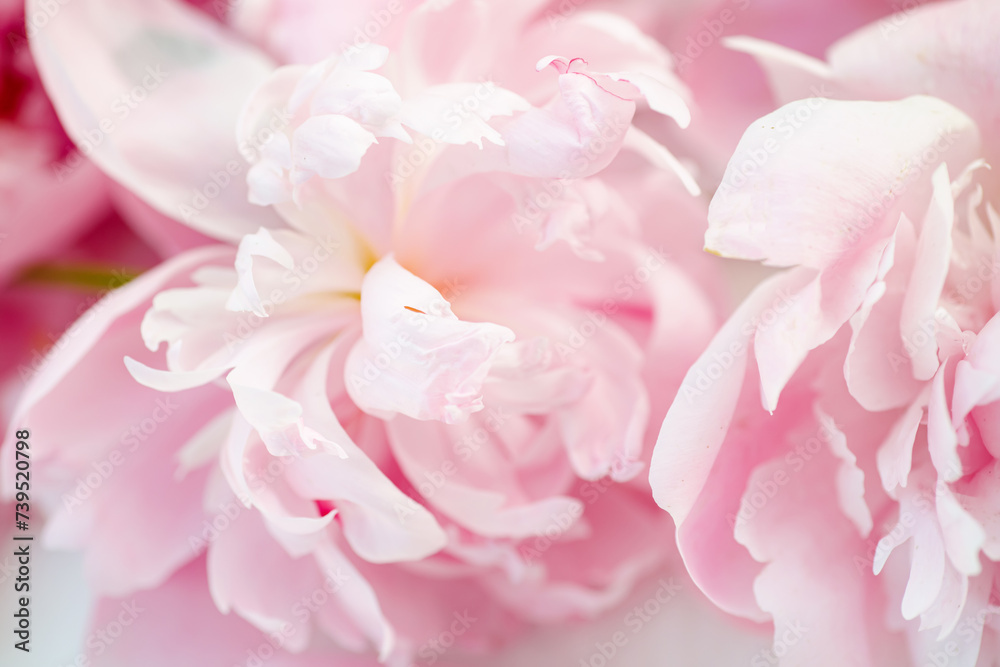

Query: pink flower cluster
[2,0,999,665]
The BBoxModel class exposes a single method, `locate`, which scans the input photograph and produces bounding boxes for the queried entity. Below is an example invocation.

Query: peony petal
[398,82,530,148]
[344,255,514,424]
[708,96,979,270]
[291,114,377,183]
[26,0,284,241]
[900,164,955,381]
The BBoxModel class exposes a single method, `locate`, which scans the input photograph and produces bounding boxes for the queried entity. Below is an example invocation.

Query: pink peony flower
[652,0,1000,664]
[4,0,727,664]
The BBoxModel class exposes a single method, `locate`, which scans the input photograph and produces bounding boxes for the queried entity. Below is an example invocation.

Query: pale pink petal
[876,389,928,498]
[344,255,514,424]
[291,114,377,183]
[282,337,448,562]
[207,507,322,651]
[398,82,530,148]
[846,289,924,412]
[385,414,584,540]
[26,0,285,241]
[936,484,985,578]
[928,363,963,483]
[502,67,636,179]
[828,0,1000,162]
[734,426,889,666]
[651,271,807,621]
[900,164,955,381]
[821,408,873,536]
[84,557,368,667]
[226,227,296,316]
[0,247,236,595]
[707,96,978,270]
